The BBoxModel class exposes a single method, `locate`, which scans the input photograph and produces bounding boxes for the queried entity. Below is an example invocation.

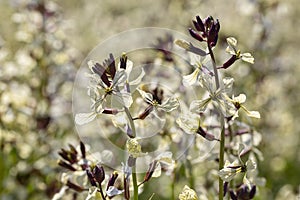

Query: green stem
[123,107,138,200]
[171,173,175,200]
[207,44,225,200]
[132,165,139,200]
[208,45,220,89]
[124,107,136,138]
[219,123,225,200]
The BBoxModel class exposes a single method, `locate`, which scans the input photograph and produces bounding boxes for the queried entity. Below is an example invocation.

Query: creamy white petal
[183,68,201,86]
[137,88,153,104]
[112,69,127,87]
[241,53,255,64]
[158,97,179,112]
[189,98,211,113]
[106,186,123,197]
[233,93,247,103]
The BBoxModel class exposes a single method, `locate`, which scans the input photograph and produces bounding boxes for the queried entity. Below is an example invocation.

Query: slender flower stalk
[132,165,139,200]
[207,42,225,200]
[123,106,138,200]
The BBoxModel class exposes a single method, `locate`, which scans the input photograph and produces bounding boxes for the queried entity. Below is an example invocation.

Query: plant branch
[132,165,139,200]
[207,43,225,200]
[123,107,138,200]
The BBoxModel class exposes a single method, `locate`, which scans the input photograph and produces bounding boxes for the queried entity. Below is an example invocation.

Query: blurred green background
[0,0,299,199]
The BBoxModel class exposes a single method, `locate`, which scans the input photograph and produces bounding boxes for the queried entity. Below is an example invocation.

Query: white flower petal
[246,110,261,119]
[112,69,127,87]
[52,186,68,200]
[183,68,201,86]
[246,159,257,171]
[75,112,97,125]
[243,175,252,190]
[174,39,191,50]
[218,168,238,182]
[189,98,211,113]
[106,186,123,197]
[241,53,254,64]
[137,88,153,103]
[156,151,173,165]
[227,37,238,48]
[176,113,199,134]
[233,93,247,103]
[159,97,179,112]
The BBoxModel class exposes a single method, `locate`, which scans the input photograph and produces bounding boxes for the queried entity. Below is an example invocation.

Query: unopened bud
[93,165,105,185]
[106,171,119,190]
[86,170,97,187]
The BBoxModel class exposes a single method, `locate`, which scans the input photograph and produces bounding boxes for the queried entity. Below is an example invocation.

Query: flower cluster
[55,14,263,200]
[175,15,262,199]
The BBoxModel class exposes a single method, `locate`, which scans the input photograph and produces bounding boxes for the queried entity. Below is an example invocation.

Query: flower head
[179,185,198,200]
[126,138,145,158]
[189,15,220,47]
[75,54,137,125]
[135,86,179,120]
[218,144,257,184]
[230,94,260,119]
[219,37,254,69]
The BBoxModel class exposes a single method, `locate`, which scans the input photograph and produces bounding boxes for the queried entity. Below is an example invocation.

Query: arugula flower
[189,75,236,117]
[176,112,219,141]
[135,87,179,119]
[75,54,137,125]
[179,185,199,200]
[219,37,254,69]
[230,94,261,119]
[218,144,257,188]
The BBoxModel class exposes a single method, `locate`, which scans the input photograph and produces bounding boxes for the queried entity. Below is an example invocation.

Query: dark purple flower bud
[136,105,154,120]
[108,53,116,79]
[68,144,77,155]
[249,185,256,199]
[143,160,158,183]
[92,62,111,87]
[106,171,119,191]
[86,170,97,187]
[189,28,204,42]
[197,126,220,141]
[93,165,105,185]
[193,20,202,32]
[215,19,220,32]
[229,190,238,200]
[120,53,128,69]
[58,147,77,164]
[196,15,205,32]
[237,184,249,199]
[224,182,228,197]
[58,160,76,171]
[58,149,70,162]
[102,108,119,115]
[124,175,130,200]
[80,141,86,159]
[66,180,85,192]
[127,156,136,167]
[207,23,219,47]
[218,55,237,69]
[204,16,214,29]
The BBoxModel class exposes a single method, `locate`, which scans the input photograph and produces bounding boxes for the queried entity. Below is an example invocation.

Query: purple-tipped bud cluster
[90,53,117,87]
[189,15,220,47]
[58,144,78,166]
[230,184,256,200]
